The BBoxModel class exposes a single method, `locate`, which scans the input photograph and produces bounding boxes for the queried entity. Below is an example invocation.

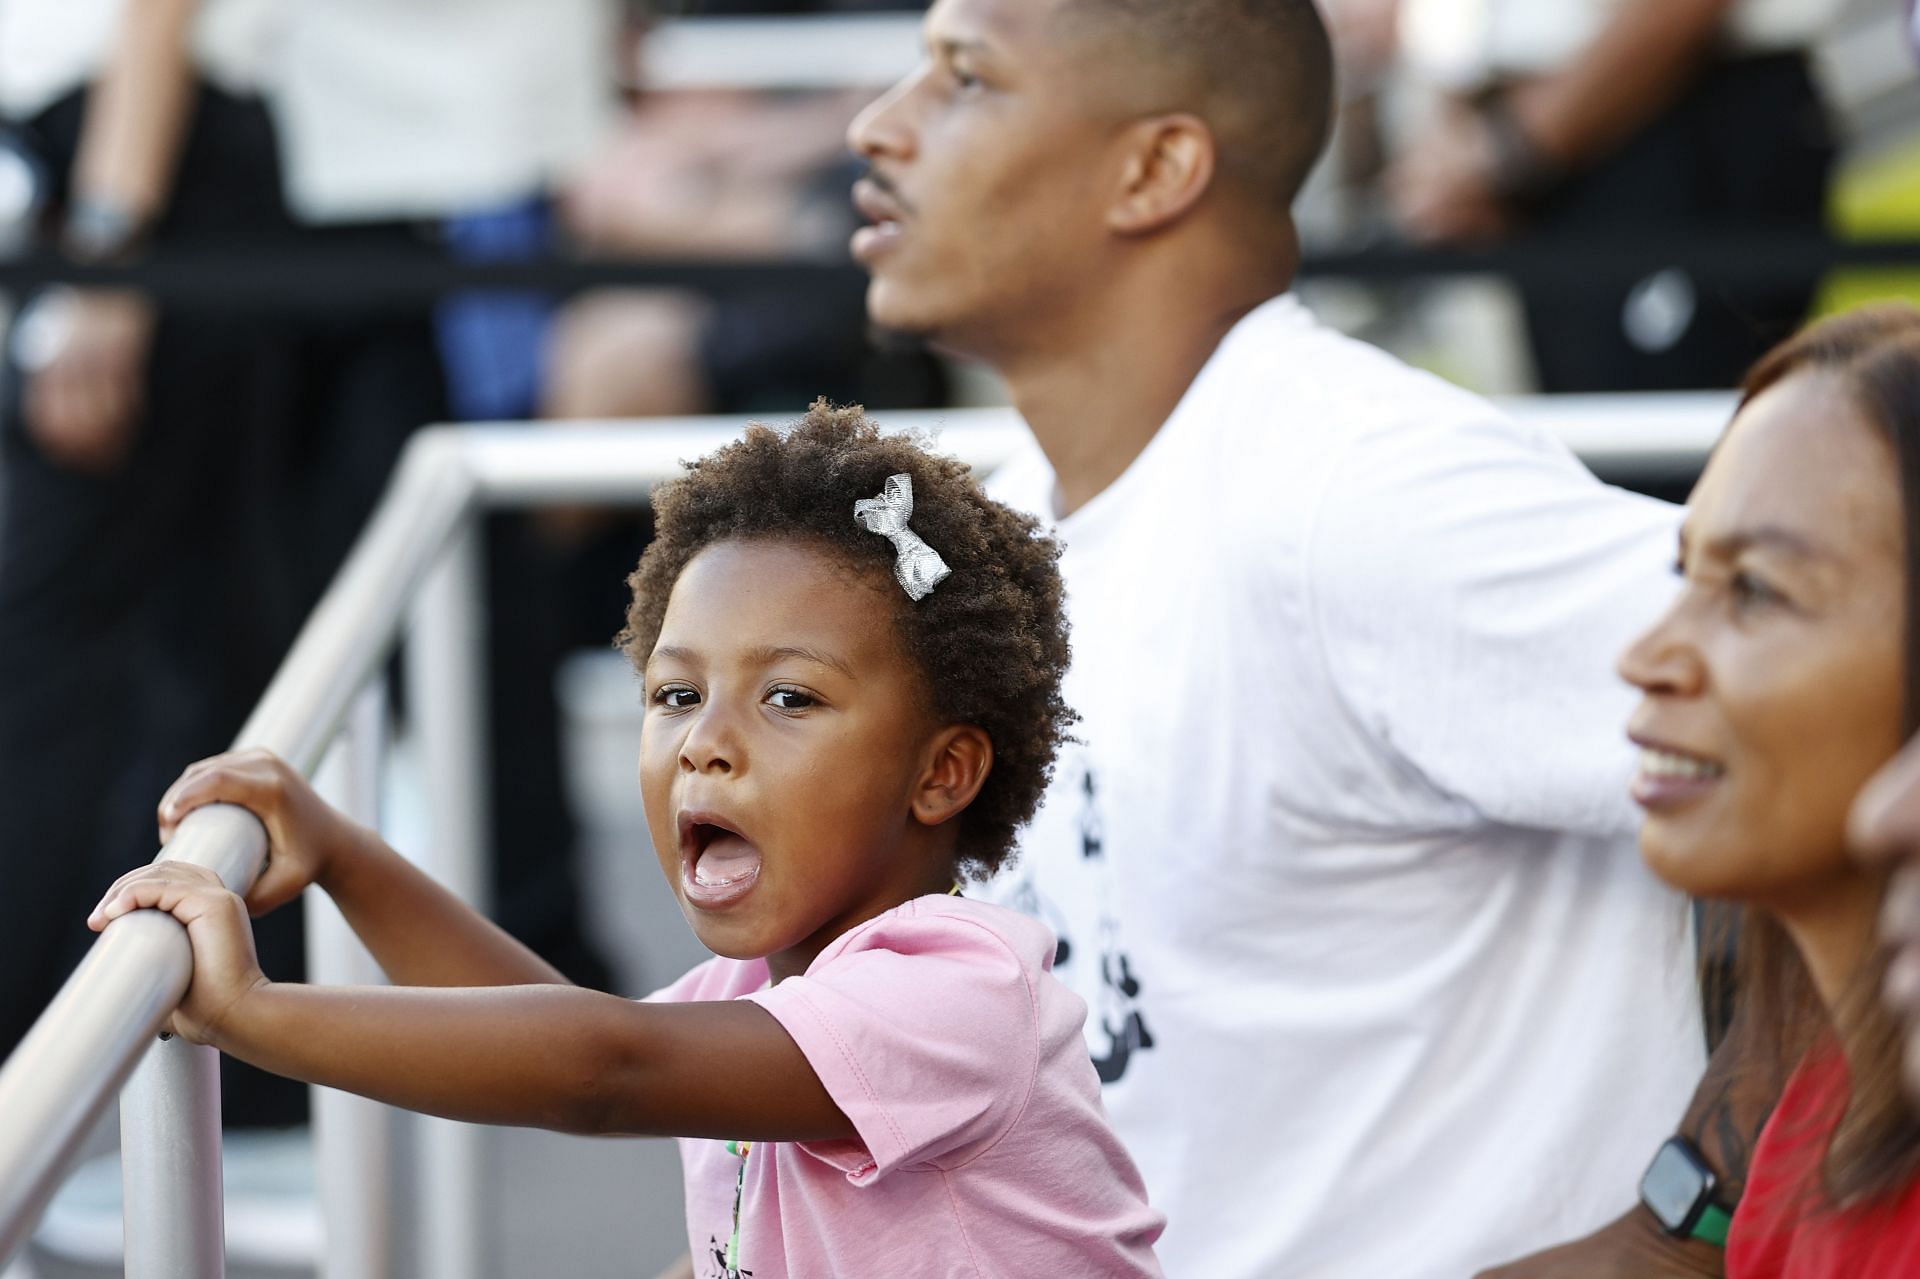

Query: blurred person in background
[843,1,1775,1274]
[542,0,943,433]
[0,0,306,1127]
[1616,303,1920,1275]
[0,0,620,1122]
[538,0,948,700]
[1361,0,1838,392]
[264,0,623,995]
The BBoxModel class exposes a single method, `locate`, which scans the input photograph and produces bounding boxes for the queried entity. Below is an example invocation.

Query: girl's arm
[231,984,849,1140]
[312,826,568,989]
[91,864,853,1142]
[148,750,565,988]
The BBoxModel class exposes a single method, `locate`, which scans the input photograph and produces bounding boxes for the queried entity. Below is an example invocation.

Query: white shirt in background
[266,0,620,223]
[0,0,273,119]
[982,294,1706,1279]
[0,0,617,223]
[1400,0,1847,88]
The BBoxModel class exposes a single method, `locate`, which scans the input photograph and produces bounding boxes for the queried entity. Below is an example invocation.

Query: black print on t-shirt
[1078,769,1104,863]
[702,1235,751,1279]
[1075,767,1154,1085]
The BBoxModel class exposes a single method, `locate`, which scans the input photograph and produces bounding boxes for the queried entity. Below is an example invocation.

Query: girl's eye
[950,63,981,90]
[652,685,700,710]
[766,686,816,712]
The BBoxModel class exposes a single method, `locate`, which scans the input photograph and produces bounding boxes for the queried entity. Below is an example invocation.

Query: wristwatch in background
[1639,1135,1734,1247]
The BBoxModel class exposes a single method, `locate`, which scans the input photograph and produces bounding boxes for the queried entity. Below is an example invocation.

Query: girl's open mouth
[678,814,763,909]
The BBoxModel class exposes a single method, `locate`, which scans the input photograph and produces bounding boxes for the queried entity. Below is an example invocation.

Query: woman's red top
[1727,1045,1920,1277]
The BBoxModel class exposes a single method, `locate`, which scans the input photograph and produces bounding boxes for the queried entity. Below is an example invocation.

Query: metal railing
[0,394,1728,1276]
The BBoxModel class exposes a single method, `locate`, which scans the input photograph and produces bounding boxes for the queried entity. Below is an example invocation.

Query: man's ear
[1107,113,1216,236]
[911,725,993,829]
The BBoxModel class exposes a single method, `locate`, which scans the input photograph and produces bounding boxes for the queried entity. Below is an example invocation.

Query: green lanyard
[724,1139,753,1272]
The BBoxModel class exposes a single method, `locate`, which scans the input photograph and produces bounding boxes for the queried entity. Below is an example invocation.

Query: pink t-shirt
[647,894,1165,1279]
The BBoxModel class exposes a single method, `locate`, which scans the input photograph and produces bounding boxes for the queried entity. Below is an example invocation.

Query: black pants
[1519,52,1835,392]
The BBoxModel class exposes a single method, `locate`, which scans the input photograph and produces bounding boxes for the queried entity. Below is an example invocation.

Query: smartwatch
[1639,1135,1733,1247]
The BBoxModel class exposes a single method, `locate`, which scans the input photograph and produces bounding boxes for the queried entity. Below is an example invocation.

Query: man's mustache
[856,166,916,218]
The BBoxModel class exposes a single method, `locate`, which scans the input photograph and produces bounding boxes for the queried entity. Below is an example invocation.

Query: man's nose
[849,71,919,161]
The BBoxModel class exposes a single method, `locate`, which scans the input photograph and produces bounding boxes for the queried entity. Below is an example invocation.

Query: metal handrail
[0,394,1728,1274]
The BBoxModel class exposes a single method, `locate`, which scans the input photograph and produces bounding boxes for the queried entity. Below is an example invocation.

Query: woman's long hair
[1726,302,1920,1208]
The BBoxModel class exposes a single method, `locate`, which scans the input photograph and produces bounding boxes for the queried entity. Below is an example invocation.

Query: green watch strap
[1691,1202,1732,1247]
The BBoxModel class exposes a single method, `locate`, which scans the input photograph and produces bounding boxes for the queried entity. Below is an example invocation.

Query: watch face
[1642,1141,1713,1232]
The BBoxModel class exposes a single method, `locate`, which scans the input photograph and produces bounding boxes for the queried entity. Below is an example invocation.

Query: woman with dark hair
[1619,302,1920,1274]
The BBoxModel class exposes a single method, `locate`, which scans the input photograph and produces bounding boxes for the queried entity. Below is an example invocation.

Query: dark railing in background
[0,231,1916,313]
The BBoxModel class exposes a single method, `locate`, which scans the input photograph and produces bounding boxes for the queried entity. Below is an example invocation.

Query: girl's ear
[1106,112,1215,236]
[911,725,993,829]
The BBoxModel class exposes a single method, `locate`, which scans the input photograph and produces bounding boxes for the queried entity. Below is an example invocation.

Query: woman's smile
[1627,737,1728,812]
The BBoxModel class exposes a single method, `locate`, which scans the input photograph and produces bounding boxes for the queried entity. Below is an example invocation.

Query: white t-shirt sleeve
[745,910,1042,1184]
[1305,412,1681,837]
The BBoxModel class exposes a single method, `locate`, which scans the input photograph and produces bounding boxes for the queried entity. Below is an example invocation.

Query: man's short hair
[1062,0,1335,214]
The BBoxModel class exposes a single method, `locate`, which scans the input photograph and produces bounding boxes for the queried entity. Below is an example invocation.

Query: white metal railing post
[308,681,394,1279]
[120,1037,224,1277]
[406,518,490,1279]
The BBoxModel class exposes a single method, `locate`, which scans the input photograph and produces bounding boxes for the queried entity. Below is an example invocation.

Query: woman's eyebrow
[1702,525,1834,562]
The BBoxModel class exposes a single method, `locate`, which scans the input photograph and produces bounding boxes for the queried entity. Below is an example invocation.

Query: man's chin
[865,319,936,354]
[863,275,953,347]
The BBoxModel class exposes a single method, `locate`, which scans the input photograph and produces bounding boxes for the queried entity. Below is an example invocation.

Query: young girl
[91,403,1166,1278]
[1619,305,1920,1275]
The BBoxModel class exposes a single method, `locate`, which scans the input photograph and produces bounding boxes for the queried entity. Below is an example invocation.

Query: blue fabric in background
[435,197,556,422]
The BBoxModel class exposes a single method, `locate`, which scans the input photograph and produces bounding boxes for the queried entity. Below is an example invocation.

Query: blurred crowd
[1324,0,1840,391]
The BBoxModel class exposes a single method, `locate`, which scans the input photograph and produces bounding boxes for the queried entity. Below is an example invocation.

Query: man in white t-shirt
[846,1,1762,1275]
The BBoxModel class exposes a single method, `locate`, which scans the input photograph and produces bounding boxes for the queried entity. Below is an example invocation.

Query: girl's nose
[679,708,739,775]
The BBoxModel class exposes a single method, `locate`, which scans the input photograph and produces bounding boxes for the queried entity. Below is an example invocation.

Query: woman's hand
[157,748,372,917]
[1473,1209,1723,1277]
[88,861,270,1046]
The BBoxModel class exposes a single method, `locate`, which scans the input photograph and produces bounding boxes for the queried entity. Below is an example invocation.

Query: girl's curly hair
[617,401,1074,878]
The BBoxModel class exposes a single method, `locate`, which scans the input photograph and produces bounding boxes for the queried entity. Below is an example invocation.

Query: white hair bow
[854,474,951,601]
